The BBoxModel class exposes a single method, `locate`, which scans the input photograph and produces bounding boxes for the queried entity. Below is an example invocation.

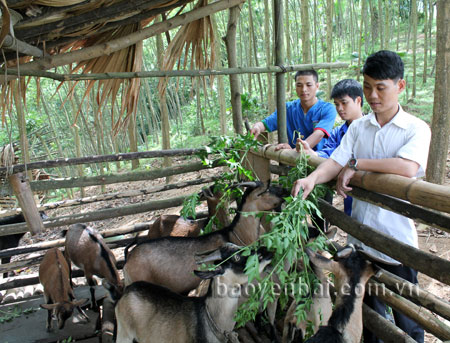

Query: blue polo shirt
[262,99,337,150]
[317,121,352,216]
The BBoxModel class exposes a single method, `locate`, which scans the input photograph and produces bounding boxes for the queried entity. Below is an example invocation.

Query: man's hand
[250,122,265,139]
[274,143,292,151]
[291,177,315,199]
[296,138,318,156]
[336,166,356,198]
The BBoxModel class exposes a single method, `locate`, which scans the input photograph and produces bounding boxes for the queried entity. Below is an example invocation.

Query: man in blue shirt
[250,70,337,151]
[297,79,364,216]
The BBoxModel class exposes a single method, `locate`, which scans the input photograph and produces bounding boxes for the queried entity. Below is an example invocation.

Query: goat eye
[233,255,241,262]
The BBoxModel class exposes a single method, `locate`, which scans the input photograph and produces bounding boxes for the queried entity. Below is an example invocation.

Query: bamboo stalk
[0,148,205,176]
[1,63,349,81]
[0,176,217,218]
[373,268,450,322]
[0,195,190,236]
[318,199,450,285]
[27,160,220,192]
[362,304,417,343]
[251,146,450,214]
[368,281,450,340]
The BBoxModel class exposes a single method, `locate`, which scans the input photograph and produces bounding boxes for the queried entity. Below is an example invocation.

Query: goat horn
[194,248,222,264]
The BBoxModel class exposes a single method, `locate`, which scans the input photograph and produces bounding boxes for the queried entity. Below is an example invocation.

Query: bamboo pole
[268,163,450,232]
[274,0,287,144]
[373,268,450,322]
[0,195,190,236]
[0,148,205,176]
[26,160,220,193]
[251,146,450,214]
[368,281,450,340]
[362,304,417,343]
[318,199,450,285]
[0,176,217,218]
[1,63,349,81]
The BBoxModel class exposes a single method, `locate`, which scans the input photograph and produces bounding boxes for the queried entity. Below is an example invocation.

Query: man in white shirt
[291,50,429,342]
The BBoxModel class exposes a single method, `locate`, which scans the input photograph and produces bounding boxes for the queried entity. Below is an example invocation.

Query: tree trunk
[211,13,227,136]
[423,0,428,84]
[313,0,318,64]
[274,0,287,144]
[357,0,367,81]
[301,0,312,63]
[411,0,417,98]
[326,0,333,96]
[264,0,275,115]
[284,0,292,96]
[384,0,390,49]
[426,0,450,184]
[378,0,384,49]
[225,6,243,135]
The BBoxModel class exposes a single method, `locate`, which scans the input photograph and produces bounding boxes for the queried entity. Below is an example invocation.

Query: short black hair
[362,50,404,81]
[294,70,318,83]
[331,79,364,107]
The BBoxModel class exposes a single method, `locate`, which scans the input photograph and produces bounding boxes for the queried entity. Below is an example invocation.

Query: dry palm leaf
[158,0,215,94]
[60,23,143,135]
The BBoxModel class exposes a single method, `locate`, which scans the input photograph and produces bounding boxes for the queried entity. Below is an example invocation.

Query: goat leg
[86,277,98,311]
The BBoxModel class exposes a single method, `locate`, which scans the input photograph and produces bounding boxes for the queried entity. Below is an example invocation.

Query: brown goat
[64,223,123,310]
[123,182,288,294]
[39,248,88,330]
[147,215,200,239]
[146,185,231,239]
[115,244,272,343]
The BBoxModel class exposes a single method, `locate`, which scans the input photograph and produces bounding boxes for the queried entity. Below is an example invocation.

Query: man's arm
[304,130,326,149]
[356,158,420,178]
[291,158,343,199]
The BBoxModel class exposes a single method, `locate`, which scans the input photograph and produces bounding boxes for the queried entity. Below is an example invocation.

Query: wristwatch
[348,157,358,171]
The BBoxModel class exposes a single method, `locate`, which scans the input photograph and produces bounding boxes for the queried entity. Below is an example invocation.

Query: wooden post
[274,0,287,144]
[8,173,44,235]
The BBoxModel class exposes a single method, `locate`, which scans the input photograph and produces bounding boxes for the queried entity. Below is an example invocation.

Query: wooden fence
[0,146,450,341]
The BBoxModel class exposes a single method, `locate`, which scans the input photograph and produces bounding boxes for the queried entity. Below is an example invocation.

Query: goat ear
[336,246,354,258]
[40,303,59,310]
[194,268,223,280]
[324,227,337,241]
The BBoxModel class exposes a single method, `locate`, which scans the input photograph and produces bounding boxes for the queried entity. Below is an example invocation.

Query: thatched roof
[0,0,220,132]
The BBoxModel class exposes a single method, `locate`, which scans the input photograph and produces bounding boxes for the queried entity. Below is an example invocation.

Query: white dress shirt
[330,105,431,264]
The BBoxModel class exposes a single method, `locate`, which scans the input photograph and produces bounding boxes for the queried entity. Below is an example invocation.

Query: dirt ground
[4,152,450,342]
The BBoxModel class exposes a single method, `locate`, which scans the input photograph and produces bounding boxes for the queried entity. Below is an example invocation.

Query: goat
[301,244,375,343]
[146,185,230,239]
[64,223,122,311]
[147,214,201,239]
[115,243,273,343]
[281,227,337,342]
[39,247,88,330]
[123,181,288,293]
[0,211,48,278]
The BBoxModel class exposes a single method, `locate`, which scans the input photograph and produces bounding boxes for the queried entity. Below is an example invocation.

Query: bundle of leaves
[180,134,333,337]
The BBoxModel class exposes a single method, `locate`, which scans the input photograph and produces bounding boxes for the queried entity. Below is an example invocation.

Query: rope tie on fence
[277,65,288,73]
